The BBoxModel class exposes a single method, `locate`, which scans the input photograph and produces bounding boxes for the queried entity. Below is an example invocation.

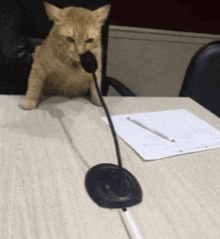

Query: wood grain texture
[1,95,220,238]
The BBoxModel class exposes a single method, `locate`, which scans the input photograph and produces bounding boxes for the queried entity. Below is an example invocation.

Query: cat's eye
[86,38,94,43]
[66,37,75,43]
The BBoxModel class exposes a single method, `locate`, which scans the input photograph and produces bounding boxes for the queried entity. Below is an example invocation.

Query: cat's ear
[93,4,111,24]
[44,2,63,23]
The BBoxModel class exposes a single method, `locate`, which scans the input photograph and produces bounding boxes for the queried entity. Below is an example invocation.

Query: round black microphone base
[85,163,142,209]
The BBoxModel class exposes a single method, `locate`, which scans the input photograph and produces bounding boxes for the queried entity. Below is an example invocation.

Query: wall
[106,25,220,96]
[109,0,220,35]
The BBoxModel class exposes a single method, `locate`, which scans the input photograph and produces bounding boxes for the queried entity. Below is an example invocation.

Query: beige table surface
[1,95,220,239]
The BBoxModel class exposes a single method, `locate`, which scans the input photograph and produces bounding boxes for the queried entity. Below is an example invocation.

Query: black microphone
[80,51,142,209]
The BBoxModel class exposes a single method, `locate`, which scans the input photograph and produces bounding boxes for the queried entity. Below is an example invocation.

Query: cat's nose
[76,46,85,56]
[80,51,97,73]
[79,52,88,59]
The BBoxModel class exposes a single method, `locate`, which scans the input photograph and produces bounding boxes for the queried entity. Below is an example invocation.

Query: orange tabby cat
[19,2,111,110]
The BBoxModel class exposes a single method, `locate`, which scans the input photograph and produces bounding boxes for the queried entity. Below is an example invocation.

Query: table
[1,95,220,238]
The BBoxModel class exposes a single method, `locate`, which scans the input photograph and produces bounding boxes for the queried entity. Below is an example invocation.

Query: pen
[127,117,175,142]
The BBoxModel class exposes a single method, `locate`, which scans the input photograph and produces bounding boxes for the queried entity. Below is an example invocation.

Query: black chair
[0,0,136,97]
[179,41,220,117]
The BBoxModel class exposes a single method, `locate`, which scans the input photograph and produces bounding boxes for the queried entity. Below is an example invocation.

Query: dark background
[108,0,220,35]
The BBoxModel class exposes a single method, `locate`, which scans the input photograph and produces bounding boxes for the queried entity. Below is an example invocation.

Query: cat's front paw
[91,95,102,107]
[19,98,38,110]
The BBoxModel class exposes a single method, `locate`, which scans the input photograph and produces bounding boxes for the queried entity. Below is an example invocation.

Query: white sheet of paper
[102,109,220,160]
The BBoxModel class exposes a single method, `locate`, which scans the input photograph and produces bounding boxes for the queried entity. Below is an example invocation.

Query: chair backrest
[179,40,220,117]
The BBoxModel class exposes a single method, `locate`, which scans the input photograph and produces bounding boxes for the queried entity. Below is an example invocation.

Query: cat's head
[44,2,111,62]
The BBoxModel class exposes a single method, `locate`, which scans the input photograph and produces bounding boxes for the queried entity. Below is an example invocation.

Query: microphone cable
[91,69,143,239]
[92,72,122,169]
[80,51,143,239]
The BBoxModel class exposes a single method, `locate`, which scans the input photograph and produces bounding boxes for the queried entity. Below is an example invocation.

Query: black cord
[92,72,122,169]
[82,52,142,210]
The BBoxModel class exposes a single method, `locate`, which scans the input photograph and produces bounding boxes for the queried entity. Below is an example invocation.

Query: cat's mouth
[72,58,81,69]
[74,57,81,63]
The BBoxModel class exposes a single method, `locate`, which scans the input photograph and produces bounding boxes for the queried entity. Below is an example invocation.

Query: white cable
[119,209,143,239]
